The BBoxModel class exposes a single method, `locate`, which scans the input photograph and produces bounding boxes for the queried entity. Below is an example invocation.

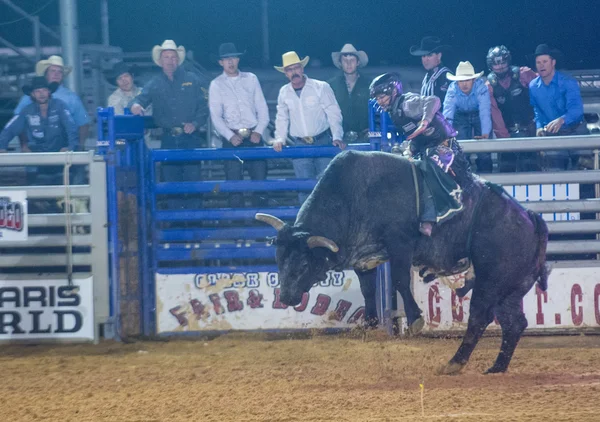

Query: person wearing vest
[328,44,371,143]
[485,45,538,172]
[370,73,471,237]
[410,36,452,103]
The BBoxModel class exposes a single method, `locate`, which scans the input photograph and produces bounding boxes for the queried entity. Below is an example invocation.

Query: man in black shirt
[410,36,451,103]
[130,40,209,208]
[328,44,371,143]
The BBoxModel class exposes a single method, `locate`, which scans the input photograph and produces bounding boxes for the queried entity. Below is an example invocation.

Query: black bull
[256,150,549,374]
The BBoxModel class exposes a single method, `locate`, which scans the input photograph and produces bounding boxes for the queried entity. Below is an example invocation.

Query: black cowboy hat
[211,42,245,62]
[22,76,59,95]
[410,36,451,56]
[105,62,135,83]
[533,44,563,60]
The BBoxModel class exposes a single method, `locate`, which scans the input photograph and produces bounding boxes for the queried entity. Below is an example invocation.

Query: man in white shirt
[273,51,345,203]
[209,43,270,207]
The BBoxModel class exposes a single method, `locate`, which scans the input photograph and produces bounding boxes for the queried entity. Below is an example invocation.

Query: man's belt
[295,129,331,145]
[165,126,184,136]
[233,127,256,139]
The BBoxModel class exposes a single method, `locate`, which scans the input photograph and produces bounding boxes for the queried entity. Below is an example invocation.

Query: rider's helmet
[369,73,403,110]
[486,45,512,78]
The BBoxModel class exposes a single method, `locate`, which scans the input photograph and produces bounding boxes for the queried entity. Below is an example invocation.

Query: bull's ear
[255,213,285,231]
[307,236,339,253]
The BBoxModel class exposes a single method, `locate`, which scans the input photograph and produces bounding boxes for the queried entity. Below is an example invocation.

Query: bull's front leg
[390,254,424,335]
[355,268,379,328]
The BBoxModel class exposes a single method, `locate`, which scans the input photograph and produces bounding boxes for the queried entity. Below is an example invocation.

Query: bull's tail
[527,210,551,291]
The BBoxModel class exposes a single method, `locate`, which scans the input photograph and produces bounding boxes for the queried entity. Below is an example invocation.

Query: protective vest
[488,67,534,127]
[389,95,456,151]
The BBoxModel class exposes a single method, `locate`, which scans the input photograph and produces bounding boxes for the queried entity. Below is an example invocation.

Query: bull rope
[63,152,74,289]
[409,161,420,218]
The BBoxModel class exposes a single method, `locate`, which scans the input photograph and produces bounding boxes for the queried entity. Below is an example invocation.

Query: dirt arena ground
[0,332,599,422]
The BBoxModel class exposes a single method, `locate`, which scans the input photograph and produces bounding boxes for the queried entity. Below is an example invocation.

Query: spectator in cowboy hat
[14,55,90,150]
[106,62,150,115]
[327,44,370,143]
[443,61,493,173]
[272,51,344,204]
[0,76,78,157]
[529,44,585,170]
[130,39,210,208]
[410,36,452,103]
[208,42,270,207]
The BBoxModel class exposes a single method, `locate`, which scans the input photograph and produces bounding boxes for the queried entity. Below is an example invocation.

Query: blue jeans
[292,157,332,204]
[454,111,493,173]
[291,131,334,204]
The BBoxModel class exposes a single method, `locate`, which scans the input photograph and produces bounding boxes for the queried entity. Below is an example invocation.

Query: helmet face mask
[487,45,512,78]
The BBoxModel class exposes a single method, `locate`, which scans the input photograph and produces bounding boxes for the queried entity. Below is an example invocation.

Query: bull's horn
[307,236,339,253]
[255,213,285,231]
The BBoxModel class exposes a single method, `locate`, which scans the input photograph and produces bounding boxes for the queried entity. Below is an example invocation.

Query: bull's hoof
[483,365,507,375]
[436,361,466,376]
[407,317,425,336]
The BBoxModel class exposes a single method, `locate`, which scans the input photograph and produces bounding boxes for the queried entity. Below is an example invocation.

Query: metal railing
[0,151,109,342]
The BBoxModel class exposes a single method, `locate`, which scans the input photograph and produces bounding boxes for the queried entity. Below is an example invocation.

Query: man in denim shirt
[529,44,585,170]
[14,55,89,150]
[443,61,492,173]
[0,77,79,185]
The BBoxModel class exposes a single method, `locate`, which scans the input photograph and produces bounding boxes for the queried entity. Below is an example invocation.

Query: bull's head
[256,213,339,306]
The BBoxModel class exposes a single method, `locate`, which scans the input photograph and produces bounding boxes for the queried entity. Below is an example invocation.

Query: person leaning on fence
[327,44,371,143]
[129,40,209,208]
[485,45,539,172]
[0,77,79,185]
[14,55,90,151]
[410,36,452,104]
[107,62,149,115]
[443,61,493,173]
[272,51,345,205]
[529,44,587,171]
[209,43,270,208]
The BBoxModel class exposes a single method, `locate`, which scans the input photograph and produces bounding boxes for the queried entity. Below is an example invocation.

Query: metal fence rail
[0,151,109,342]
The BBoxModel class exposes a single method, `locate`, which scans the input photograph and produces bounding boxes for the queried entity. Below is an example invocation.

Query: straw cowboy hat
[332,44,369,69]
[152,40,186,66]
[274,51,309,73]
[447,61,484,81]
[35,55,72,77]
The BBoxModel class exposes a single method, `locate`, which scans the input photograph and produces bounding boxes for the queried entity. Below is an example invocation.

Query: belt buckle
[302,136,314,144]
[171,127,183,136]
[344,131,358,143]
[237,128,252,139]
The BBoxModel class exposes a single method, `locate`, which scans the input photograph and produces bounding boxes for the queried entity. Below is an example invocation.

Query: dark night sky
[4,0,600,71]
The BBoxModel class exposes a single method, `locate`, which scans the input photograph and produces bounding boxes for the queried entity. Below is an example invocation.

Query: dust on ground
[1,332,599,421]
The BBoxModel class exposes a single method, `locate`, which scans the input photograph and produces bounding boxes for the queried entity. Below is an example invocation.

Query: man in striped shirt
[410,36,451,103]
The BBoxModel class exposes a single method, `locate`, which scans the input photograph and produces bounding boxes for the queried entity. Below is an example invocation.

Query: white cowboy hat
[152,40,186,66]
[447,61,484,81]
[331,44,369,69]
[274,51,309,73]
[35,55,72,77]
